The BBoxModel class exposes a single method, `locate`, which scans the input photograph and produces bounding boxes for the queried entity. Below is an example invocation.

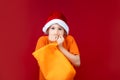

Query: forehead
[50,23,63,28]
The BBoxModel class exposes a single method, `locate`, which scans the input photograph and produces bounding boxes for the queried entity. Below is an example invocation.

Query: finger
[55,36,58,40]
[58,35,62,39]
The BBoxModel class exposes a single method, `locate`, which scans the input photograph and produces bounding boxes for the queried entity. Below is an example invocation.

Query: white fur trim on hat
[42,19,69,34]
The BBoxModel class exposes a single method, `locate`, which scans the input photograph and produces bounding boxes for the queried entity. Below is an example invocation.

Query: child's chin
[49,40,57,43]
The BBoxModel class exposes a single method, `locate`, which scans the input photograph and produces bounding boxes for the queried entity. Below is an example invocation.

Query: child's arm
[58,45,80,66]
[57,35,80,67]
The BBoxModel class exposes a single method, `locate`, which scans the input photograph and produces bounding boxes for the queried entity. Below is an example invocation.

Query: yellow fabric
[33,43,76,80]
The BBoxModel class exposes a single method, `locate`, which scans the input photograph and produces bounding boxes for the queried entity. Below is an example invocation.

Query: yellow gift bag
[33,43,76,80]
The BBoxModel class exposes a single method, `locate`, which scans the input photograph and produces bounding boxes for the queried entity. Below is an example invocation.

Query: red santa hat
[42,11,69,34]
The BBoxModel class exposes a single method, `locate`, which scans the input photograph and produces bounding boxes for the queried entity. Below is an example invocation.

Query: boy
[33,11,80,80]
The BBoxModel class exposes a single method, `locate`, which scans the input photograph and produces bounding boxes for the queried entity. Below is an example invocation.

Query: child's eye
[51,27,55,30]
[58,28,62,30]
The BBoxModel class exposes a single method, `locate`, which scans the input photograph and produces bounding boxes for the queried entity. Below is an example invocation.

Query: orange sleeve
[67,35,80,55]
[35,36,47,50]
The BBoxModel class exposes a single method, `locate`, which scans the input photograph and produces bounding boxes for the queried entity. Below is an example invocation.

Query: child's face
[48,24,65,42]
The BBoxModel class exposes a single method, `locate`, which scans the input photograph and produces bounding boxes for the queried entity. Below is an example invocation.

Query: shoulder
[37,36,48,42]
[35,36,48,50]
[65,35,75,41]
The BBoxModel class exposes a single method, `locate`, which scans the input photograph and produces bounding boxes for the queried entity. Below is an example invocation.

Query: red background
[0,0,120,80]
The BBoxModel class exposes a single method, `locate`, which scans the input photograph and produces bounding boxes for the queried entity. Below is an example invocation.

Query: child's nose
[54,29,58,34]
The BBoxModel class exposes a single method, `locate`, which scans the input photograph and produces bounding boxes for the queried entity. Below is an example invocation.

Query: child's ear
[46,28,49,34]
[64,30,67,36]
[46,26,51,34]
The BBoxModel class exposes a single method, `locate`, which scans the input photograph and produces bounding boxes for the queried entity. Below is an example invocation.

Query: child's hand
[57,35,64,46]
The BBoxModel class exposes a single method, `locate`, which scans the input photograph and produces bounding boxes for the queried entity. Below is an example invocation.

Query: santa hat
[42,11,69,34]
